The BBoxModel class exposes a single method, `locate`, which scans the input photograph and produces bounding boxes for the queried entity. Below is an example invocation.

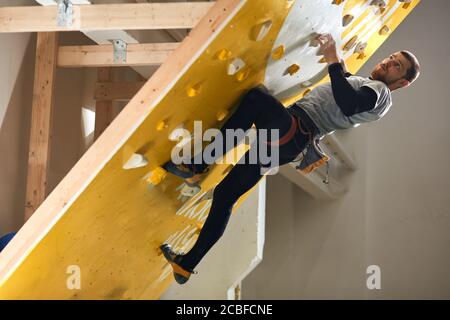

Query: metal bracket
[110,39,127,64]
[57,0,73,28]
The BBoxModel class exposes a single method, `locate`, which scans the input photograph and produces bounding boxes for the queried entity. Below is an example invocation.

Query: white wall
[0,31,95,234]
[243,0,450,299]
[0,33,34,234]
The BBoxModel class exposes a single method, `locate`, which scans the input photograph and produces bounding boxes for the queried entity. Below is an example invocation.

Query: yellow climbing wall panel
[0,0,420,299]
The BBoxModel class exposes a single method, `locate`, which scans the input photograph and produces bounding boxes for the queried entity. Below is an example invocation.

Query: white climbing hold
[168,122,189,142]
[253,20,273,42]
[227,58,246,76]
[301,81,313,88]
[354,42,368,55]
[123,153,148,170]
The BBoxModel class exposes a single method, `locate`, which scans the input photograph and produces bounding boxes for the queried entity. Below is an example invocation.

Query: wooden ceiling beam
[0,2,214,33]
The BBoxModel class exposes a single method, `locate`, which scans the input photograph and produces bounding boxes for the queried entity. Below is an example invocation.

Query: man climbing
[161,34,420,284]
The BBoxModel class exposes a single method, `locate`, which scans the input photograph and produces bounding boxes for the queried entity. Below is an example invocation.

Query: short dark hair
[400,51,420,83]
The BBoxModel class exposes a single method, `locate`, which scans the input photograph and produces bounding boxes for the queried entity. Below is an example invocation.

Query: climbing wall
[0,0,420,299]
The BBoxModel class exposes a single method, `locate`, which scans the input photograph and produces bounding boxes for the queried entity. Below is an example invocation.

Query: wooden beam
[94,68,114,141]
[58,43,179,68]
[95,81,146,101]
[35,0,90,4]
[0,3,214,33]
[35,0,151,79]
[135,0,189,42]
[24,32,58,222]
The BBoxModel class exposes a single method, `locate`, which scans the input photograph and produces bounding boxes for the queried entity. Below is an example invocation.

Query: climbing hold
[319,57,327,64]
[156,120,168,131]
[286,64,300,76]
[222,164,234,175]
[303,89,311,97]
[228,58,246,76]
[354,42,367,55]
[332,0,345,5]
[216,48,232,61]
[285,0,295,9]
[400,0,412,9]
[168,123,186,141]
[309,35,321,47]
[123,153,148,170]
[301,81,313,88]
[370,0,387,8]
[216,110,229,122]
[271,45,285,60]
[379,25,390,35]
[343,35,358,51]
[186,82,202,97]
[179,182,201,197]
[355,42,367,60]
[195,222,204,235]
[251,19,273,42]
[342,14,354,27]
[376,6,386,15]
[357,53,367,60]
[236,67,251,82]
[146,167,167,186]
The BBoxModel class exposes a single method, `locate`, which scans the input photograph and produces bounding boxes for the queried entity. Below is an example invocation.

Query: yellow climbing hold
[195,222,204,235]
[216,110,229,122]
[303,89,311,97]
[271,45,285,61]
[216,48,232,61]
[357,53,367,60]
[285,0,295,9]
[186,82,202,97]
[379,25,390,35]
[156,120,168,131]
[402,2,411,10]
[236,67,251,82]
[287,64,300,76]
[147,167,167,186]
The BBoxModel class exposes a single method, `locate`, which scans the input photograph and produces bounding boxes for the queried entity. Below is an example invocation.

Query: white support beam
[321,134,357,170]
[279,163,347,201]
[0,2,214,33]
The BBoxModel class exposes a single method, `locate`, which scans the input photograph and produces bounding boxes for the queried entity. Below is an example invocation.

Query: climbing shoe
[160,244,197,285]
[162,161,209,179]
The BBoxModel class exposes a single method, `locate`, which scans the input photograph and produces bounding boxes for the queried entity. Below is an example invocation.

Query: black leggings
[180,87,309,271]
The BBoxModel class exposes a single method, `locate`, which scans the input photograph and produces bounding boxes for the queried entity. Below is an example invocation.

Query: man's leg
[189,86,292,174]
[179,151,265,271]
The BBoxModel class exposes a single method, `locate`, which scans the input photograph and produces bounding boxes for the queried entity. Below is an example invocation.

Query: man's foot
[160,244,197,285]
[162,161,209,180]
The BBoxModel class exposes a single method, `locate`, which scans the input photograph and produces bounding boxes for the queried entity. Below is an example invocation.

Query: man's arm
[317,34,377,117]
[328,63,378,116]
